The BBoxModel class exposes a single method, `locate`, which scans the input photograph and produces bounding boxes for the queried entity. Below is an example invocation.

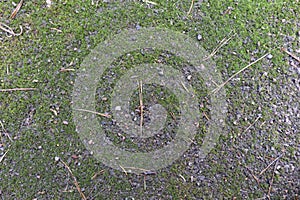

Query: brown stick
[212,53,268,94]
[0,88,36,92]
[281,48,300,63]
[10,0,24,19]
[60,159,87,200]
[259,153,283,176]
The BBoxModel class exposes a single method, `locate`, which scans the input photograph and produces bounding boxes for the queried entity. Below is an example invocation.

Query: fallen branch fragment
[74,108,111,118]
[259,153,283,176]
[60,159,87,200]
[0,88,36,92]
[281,48,300,63]
[212,53,269,94]
[10,0,24,19]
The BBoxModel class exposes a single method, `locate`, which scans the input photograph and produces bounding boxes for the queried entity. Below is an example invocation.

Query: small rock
[158,70,164,76]
[136,24,141,30]
[46,0,52,8]
[115,106,121,111]
[197,34,202,41]
[267,54,273,59]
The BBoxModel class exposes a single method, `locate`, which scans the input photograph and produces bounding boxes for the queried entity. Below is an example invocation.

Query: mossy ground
[0,1,299,199]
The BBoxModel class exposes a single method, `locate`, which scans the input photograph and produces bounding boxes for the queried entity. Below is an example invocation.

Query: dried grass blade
[10,0,24,19]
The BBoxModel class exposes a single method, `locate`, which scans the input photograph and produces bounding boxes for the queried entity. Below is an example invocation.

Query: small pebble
[197,34,202,41]
[115,106,121,111]
[158,71,164,76]
[267,54,273,59]
[136,24,141,30]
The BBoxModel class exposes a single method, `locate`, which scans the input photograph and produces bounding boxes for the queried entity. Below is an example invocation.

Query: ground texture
[0,1,299,199]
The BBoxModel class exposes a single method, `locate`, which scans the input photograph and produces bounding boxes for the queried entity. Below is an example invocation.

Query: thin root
[0,22,23,37]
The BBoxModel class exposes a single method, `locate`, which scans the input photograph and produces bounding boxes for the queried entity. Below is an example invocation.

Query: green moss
[0,0,298,198]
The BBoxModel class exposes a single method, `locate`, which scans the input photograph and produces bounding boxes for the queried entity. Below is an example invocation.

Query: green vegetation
[0,0,299,199]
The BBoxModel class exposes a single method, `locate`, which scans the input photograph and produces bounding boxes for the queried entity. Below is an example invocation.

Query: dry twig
[203,32,235,61]
[10,0,24,19]
[239,116,260,137]
[259,153,283,176]
[119,165,128,175]
[281,48,300,63]
[50,27,62,33]
[74,108,111,118]
[91,170,104,180]
[139,81,143,135]
[267,159,279,200]
[60,159,87,200]
[187,0,195,16]
[0,88,36,92]
[0,149,9,163]
[0,120,13,142]
[245,166,260,185]
[180,81,190,93]
[212,53,269,94]
[60,68,75,72]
